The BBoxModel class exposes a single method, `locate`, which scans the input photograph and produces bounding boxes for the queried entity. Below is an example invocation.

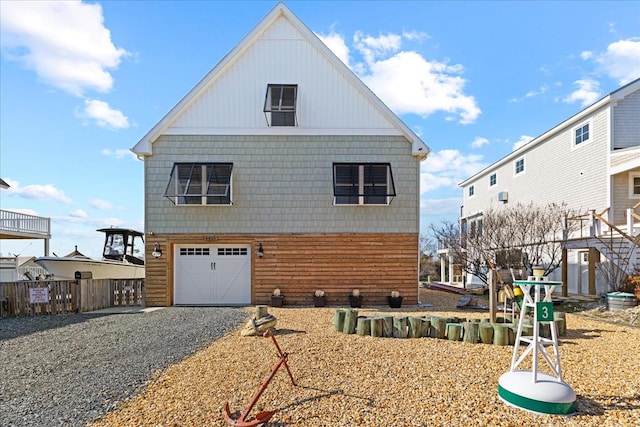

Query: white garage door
[174,245,251,305]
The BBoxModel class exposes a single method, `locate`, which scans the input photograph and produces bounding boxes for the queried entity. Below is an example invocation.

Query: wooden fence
[0,278,144,318]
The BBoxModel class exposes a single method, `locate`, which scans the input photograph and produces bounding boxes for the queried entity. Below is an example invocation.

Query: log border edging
[333,309,567,345]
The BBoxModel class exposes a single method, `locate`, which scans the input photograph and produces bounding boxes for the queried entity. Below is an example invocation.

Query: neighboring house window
[264,84,297,126]
[468,217,483,239]
[573,121,590,147]
[631,173,640,199]
[164,163,233,205]
[489,173,497,187]
[469,185,475,197]
[333,163,396,205]
[514,157,525,175]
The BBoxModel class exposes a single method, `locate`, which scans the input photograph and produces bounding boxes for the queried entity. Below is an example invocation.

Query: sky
[1,0,639,258]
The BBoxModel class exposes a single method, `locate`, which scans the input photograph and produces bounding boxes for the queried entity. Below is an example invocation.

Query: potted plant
[388,290,403,308]
[349,289,363,308]
[270,288,284,307]
[313,290,326,307]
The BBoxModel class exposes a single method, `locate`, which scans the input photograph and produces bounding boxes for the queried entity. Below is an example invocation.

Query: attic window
[164,163,233,205]
[333,163,396,205]
[264,84,297,126]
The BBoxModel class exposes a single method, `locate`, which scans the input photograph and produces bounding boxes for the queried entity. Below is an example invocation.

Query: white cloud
[0,1,129,97]
[69,209,88,218]
[316,31,351,66]
[580,51,594,60]
[525,84,549,98]
[4,180,72,204]
[421,149,486,193]
[471,137,489,149]
[101,148,138,160]
[354,31,402,63]
[512,135,534,151]
[78,99,129,129]
[90,199,113,210]
[320,31,480,124]
[563,79,601,107]
[594,38,640,85]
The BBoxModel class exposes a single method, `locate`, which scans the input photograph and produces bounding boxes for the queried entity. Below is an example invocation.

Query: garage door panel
[216,248,251,304]
[174,247,213,305]
[174,245,251,306]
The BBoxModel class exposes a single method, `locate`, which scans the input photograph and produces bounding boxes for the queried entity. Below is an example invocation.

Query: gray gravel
[0,307,248,426]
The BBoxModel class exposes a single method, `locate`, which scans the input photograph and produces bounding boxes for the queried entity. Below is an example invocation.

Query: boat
[35,228,145,279]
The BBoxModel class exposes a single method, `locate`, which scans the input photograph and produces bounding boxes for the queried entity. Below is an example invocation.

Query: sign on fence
[29,287,49,304]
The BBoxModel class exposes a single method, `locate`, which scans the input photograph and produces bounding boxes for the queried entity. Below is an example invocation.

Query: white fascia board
[459,79,640,187]
[161,127,405,136]
[609,147,640,175]
[275,3,430,160]
[131,4,286,157]
[458,97,612,187]
[131,2,430,160]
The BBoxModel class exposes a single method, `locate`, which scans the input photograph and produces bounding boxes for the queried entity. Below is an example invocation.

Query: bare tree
[429,202,577,286]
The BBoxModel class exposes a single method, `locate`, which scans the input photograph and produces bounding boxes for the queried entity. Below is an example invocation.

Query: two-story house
[131,3,429,306]
[459,78,640,296]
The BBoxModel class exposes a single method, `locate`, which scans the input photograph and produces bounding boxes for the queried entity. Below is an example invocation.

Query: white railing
[0,209,51,237]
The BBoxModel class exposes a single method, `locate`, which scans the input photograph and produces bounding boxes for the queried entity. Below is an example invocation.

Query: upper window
[574,121,590,146]
[164,163,233,205]
[514,157,525,175]
[469,185,475,197]
[489,173,497,187]
[631,174,640,199]
[333,163,396,205]
[264,84,297,126]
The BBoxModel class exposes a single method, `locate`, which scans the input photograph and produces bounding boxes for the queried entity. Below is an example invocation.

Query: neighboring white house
[0,178,52,281]
[458,78,640,296]
[131,3,429,306]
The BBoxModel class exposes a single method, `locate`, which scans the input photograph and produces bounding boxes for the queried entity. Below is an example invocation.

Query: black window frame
[489,173,497,187]
[164,162,233,206]
[333,163,396,206]
[264,84,297,127]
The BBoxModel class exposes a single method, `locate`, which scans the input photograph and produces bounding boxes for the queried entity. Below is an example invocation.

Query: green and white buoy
[498,278,576,415]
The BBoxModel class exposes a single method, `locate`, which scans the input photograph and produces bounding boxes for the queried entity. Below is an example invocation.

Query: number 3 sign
[536,301,554,322]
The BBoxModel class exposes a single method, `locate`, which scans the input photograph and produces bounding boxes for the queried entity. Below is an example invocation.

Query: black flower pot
[313,295,327,307]
[349,295,363,308]
[387,296,403,308]
[271,295,284,307]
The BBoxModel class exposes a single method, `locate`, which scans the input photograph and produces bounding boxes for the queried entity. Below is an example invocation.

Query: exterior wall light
[152,242,162,258]
[257,243,264,258]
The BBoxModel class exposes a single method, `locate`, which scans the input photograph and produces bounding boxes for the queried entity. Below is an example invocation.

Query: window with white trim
[631,173,640,199]
[573,121,590,147]
[164,163,233,205]
[333,163,396,205]
[469,185,475,197]
[489,173,497,187]
[264,84,297,126]
[514,157,525,175]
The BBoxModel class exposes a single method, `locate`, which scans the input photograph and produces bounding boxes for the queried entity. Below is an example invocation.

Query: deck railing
[0,209,51,238]
[0,278,144,318]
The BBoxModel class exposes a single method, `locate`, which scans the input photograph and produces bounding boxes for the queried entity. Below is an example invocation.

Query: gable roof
[459,77,640,186]
[131,2,429,160]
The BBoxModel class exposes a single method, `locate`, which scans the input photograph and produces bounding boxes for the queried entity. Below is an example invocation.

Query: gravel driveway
[0,307,248,427]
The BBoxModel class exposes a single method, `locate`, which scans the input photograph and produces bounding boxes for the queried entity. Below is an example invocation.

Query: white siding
[462,107,610,218]
[146,135,419,234]
[169,15,398,134]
